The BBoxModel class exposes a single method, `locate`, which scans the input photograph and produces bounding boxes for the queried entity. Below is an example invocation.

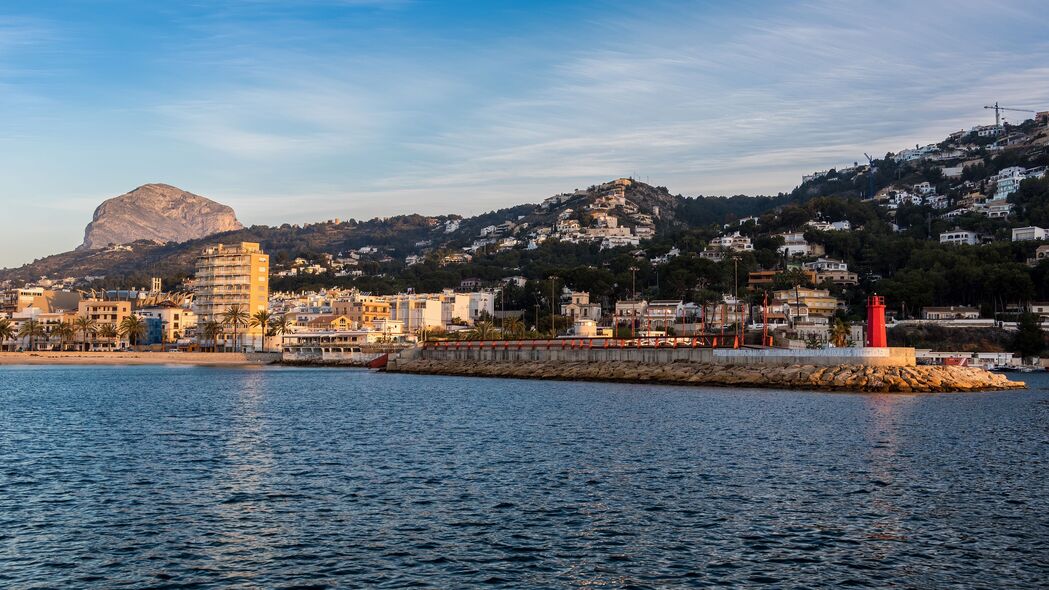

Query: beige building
[772,288,840,318]
[77,300,133,349]
[561,291,602,320]
[333,295,391,329]
[387,295,444,332]
[193,242,270,351]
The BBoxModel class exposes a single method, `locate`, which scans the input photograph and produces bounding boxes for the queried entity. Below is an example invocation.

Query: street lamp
[548,275,557,336]
[629,266,639,300]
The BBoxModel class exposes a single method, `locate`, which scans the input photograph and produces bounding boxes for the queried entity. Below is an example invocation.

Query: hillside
[4,113,1049,320]
[0,178,693,285]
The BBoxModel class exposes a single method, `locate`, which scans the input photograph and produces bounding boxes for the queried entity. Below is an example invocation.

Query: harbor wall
[402,341,916,367]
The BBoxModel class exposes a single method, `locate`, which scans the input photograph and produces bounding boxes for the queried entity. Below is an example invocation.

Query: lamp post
[548,275,557,337]
[629,266,639,300]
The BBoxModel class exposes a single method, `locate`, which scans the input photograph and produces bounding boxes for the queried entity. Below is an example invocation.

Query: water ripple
[0,365,1047,588]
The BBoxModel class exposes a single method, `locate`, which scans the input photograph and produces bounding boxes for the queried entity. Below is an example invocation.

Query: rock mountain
[80,184,243,250]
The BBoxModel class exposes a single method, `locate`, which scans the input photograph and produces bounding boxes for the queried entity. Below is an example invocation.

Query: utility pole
[549,275,557,336]
[733,256,740,342]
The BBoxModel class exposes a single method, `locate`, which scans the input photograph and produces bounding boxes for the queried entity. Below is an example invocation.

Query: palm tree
[467,320,498,341]
[119,315,147,350]
[17,319,44,351]
[52,322,76,351]
[501,316,525,340]
[830,318,850,348]
[249,310,273,352]
[72,316,98,352]
[96,323,118,350]
[200,320,223,353]
[220,304,249,352]
[268,314,292,351]
[0,318,15,351]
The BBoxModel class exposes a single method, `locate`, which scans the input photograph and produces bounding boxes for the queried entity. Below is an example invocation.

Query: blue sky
[2,0,1048,268]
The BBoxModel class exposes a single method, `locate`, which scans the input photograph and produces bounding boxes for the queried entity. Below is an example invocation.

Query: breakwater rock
[387,359,1025,393]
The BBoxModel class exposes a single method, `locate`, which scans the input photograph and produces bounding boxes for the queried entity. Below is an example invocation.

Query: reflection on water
[208,370,277,585]
[0,365,1047,588]
[863,395,911,552]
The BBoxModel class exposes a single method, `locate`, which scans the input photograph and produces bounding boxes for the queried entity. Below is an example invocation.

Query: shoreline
[0,351,280,366]
[386,358,1026,393]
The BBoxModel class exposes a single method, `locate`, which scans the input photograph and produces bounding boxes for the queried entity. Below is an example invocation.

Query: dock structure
[386,339,1022,392]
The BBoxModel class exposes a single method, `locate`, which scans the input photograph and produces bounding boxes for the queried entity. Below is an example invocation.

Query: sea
[1,365,1047,588]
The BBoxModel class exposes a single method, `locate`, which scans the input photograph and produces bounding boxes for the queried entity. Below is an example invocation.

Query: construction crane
[984,102,1034,127]
[864,153,875,199]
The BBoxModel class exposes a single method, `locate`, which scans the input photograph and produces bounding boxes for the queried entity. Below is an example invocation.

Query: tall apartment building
[193,242,269,351]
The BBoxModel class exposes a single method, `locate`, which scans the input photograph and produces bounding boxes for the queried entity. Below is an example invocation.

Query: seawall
[386,359,1023,392]
[387,341,1023,392]
[407,340,917,367]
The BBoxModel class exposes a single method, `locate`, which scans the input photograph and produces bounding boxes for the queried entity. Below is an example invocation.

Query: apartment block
[193,242,269,350]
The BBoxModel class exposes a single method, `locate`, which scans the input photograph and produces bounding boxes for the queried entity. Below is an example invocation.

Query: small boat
[366,353,389,369]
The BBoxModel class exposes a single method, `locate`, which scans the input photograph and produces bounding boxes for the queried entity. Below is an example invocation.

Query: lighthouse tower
[866,295,887,348]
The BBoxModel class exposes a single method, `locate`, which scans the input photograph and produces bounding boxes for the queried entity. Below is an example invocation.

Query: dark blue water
[1,366,1047,588]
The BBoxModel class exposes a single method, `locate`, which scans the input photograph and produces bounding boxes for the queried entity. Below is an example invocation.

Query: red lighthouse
[866,295,887,348]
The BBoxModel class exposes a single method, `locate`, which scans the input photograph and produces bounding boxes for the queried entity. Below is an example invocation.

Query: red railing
[421,336,742,350]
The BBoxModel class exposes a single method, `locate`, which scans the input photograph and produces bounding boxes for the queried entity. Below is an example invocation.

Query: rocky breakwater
[387,359,1025,393]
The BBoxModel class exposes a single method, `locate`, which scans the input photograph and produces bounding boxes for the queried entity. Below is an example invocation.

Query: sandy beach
[0,351,280,366]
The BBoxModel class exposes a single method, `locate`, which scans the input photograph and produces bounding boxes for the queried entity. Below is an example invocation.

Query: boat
[367,353,389,369]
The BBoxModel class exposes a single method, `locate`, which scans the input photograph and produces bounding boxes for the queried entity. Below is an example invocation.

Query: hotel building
[193,242,269,351]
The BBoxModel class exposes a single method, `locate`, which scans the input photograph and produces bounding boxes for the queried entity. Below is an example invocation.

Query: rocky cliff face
[80,184,243,250]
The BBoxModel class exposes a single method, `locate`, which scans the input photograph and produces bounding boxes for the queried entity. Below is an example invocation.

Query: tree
[0,318,15,351]
[17,319,44,351]
[268,314,292,351]
[501,316,525,339]
[96,324,118,350]
[830,318,850,347]
[1013,312,1045,359]
[72,316,98,352]
[200,320,223,353]
[467,320,498,341]
[249,310,273,352]
[220,304,250,352]
[119,316,147,350]
[52,322,76,351]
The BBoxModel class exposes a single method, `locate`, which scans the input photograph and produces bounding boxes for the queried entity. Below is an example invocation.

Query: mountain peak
[79,184,243,250]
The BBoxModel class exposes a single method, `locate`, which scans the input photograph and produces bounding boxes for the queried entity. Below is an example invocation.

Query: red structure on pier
[866,295,887,348]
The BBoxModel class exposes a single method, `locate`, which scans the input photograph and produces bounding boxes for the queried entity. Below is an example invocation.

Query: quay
[385,338,1024,393]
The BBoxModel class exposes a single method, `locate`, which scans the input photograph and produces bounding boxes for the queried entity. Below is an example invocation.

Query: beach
[0,351,279,366]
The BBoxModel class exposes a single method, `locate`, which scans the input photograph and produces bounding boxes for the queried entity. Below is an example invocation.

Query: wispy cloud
[2,0,1049,267]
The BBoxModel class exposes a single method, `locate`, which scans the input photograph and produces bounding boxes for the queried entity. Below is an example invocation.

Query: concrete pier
[386,341,1022,392]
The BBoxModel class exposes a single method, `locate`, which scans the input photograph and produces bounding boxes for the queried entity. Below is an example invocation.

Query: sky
[1,0,1048,268]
